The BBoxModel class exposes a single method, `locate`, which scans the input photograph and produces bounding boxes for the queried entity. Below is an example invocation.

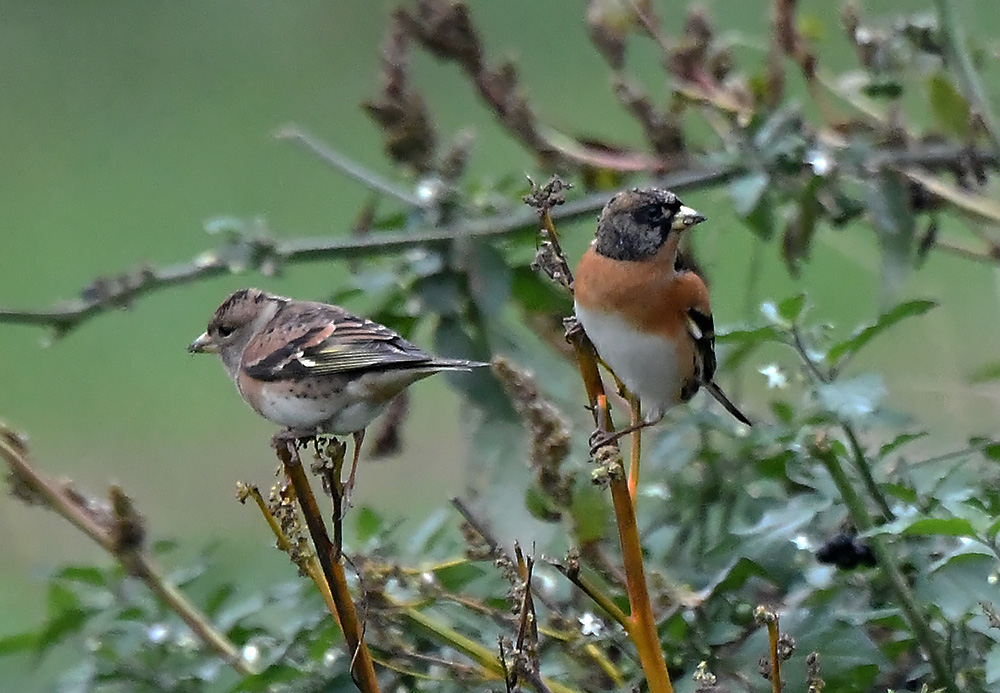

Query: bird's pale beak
[672,205,707,231]
[188,332,218,354]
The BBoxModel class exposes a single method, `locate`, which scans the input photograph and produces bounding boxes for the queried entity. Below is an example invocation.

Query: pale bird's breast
[574,302,684,418]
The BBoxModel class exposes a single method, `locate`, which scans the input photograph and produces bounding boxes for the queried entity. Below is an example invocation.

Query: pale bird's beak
[672,204,707,231]
[188,332,218,354]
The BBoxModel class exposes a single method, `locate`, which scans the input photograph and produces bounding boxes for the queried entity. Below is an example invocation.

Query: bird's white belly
[254,389,342,429]
[575,303,682,418]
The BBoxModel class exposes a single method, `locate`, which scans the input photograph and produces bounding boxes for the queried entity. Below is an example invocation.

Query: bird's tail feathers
[429,358,490,371]
[704,381,752,426]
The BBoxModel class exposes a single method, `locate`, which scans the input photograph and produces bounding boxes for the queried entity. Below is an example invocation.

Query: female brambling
[574,188,751,443]
[189,288,485,490]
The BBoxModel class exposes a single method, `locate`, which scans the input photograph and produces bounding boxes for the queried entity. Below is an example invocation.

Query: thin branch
[0,164,735,336]
[841,422,895,523]
[547,559,630,631]
[275,125,422,208]
[0,425,252,677]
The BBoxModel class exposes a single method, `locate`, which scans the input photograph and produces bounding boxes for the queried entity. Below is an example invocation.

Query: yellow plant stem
[608,446,674,693]
[243,484,341,629]
[627,393,642,506]
[766,618,781,693]
[399,603,581,693]
[564,329,674,693]
[276,441,380,693]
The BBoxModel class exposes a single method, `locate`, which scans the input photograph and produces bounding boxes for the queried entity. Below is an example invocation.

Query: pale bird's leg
[343,429,365,509]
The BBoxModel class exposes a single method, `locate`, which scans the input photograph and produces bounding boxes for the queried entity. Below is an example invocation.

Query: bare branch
[0,164,735,337]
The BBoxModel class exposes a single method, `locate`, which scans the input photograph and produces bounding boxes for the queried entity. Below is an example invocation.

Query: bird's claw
[588,429,619,455]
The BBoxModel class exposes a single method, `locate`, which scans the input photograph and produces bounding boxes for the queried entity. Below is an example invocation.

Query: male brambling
[189,288,485,491]
[574,188,751,444]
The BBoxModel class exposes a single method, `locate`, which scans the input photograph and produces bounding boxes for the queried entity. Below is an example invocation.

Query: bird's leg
[588,416,656,455]
[342,429,365,511]
[627,393,642,504]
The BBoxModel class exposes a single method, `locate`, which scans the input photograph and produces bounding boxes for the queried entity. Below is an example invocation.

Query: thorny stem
[811,435,959,693]
[0,428,252,677]
[0,164,732,336]
[275,441,380,693]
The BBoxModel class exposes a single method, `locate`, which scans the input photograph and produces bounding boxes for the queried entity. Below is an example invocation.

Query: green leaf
[0,632,36,655]
[827,299,936,366]
[38,584,87,652]
[525,485,561,522]
[901,517,978,537]
[434,562,486,592]
[729,172,770,218]
[816,374,885,420]
[928,70,971,137]
[510,266,571,313]
[863,76,903,98]
[355,506,382,543]
[570,483,609,543]
[879,431,928,458]
[465,240,512,318]
[969,360,1000,383]
[917,553,995,621]
[777,294,806,324]
[55,566,106,587]
[866,172,917,299]
[204,584,234,618]
[984,443,1000,462]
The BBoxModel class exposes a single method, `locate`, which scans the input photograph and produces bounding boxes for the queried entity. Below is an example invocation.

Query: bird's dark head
[593,188,706,261]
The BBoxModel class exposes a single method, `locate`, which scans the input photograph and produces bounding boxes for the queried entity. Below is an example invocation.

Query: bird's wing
[685,305,718,384]
[243,302,433,381]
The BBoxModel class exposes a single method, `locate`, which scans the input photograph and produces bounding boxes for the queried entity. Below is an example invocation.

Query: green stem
[841,422,895,523]
[813,438,958,693]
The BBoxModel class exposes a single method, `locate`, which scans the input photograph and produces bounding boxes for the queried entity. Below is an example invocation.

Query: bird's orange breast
[574,245,710,338]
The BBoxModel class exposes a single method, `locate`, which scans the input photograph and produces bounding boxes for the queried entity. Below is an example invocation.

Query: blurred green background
[1,0,999,688]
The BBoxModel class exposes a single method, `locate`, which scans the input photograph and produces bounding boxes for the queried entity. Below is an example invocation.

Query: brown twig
[755,607,782,693]
[274,439,380,693]
[0,424,252,677]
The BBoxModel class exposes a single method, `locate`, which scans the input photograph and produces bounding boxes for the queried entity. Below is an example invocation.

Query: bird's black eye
[633,204,664,226]
[216,324,235,338]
